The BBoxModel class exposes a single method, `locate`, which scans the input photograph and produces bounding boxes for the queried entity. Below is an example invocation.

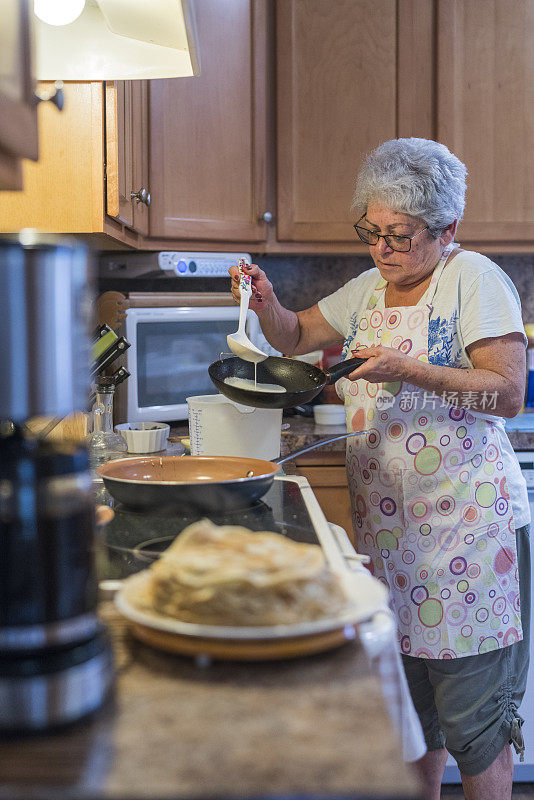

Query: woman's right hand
[229,263,274,312]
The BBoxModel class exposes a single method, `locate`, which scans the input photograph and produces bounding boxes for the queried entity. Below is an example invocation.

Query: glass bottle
[88,377,127,471]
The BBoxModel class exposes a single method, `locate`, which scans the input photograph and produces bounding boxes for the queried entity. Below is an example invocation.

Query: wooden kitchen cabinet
[106,81,150,237]
[0,82,104,233]
[275,0,534,250]
[0,0,266,244]
[0,0,38,190]
[275,0,433,244]
[148,0,269,242]
[145,0,430,251]
[144,0,434,251]
[435,0,534,247]
[293,452,355,545]
[3,0,534,251]
[0,80,144,245]
[143,0,414,251]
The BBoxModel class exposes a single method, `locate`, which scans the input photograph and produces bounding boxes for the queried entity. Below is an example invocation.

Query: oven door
[122,305,244,422]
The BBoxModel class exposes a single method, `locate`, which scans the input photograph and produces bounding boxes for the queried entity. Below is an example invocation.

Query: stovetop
[96,477,334,582]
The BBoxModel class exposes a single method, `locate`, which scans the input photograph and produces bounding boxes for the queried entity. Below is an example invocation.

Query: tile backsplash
[253,252,534,322]
[493,254,534,322]
[98,249,534,323]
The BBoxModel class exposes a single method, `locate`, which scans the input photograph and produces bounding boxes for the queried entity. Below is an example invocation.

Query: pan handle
[324,356,366,384]
[274,431,366,465]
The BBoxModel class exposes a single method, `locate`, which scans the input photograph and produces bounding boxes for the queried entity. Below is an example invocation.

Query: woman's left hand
[348,345,410,383]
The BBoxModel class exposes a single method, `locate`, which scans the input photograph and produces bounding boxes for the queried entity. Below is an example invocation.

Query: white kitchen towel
[359,608,427,763]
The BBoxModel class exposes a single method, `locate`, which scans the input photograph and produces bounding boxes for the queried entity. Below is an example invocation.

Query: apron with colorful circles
[341,247,523,659]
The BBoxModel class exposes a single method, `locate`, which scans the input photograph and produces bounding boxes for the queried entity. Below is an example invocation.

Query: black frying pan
[208,355,366,409]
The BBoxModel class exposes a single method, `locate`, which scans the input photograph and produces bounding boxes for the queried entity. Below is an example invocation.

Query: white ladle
[227,263,268,363]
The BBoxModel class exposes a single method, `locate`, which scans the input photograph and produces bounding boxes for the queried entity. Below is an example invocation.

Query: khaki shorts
[401,525,530,776]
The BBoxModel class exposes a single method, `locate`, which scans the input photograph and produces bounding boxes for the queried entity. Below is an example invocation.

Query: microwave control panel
[158,252,252,277]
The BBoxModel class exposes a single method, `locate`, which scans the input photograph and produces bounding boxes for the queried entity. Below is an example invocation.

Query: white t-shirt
[318,249,530,527]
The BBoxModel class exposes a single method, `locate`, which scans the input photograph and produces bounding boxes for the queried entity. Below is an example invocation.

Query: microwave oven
[117,293,278,423]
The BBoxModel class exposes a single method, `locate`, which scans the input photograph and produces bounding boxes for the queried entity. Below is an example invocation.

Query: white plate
[115,568,388,640]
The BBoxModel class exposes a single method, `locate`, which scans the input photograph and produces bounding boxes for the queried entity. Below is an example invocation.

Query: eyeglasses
[353,218,429,252]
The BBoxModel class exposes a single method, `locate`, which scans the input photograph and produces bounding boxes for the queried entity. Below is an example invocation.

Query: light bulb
[34,0,86,26]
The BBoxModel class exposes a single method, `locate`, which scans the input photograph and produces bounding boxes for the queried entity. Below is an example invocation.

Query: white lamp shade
[34,0,86,26]
[34,0,200,80]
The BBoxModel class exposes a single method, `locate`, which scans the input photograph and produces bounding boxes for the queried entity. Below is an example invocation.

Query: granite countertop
[502,412,534,450]
[0,606,419,800]
[4,410,529,799]
[168,417,349,461]
[280,414,534,457]
[280,416,348,458]
[170,413,534,462]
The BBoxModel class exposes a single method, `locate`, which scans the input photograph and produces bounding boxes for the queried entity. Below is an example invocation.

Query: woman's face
[362,203,449,287]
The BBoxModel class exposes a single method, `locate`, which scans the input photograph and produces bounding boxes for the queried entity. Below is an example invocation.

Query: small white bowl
[115,422,170,453]
[313,404,346,426]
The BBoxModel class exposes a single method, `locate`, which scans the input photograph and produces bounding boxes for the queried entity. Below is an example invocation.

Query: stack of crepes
[136,519,351,626]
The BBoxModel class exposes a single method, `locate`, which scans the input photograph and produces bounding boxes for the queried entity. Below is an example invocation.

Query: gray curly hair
[351,138,467,238]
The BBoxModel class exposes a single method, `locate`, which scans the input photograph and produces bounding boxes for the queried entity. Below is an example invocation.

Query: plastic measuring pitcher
[186,394,282,460]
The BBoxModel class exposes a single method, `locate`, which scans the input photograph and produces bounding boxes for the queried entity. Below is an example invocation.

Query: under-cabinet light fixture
[34,0,86,26]
[34,0,200,80]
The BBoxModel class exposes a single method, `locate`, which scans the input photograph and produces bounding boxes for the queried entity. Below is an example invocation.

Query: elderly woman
[229,138,530,800]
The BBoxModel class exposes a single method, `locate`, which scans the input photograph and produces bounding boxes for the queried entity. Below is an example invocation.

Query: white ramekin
[312,404,346,426]
[115,422,170,453]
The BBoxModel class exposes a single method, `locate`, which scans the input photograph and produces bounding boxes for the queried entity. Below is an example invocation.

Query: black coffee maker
[0,233,113,732]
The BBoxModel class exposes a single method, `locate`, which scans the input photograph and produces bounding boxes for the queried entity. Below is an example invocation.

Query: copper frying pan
[96,432,364,511]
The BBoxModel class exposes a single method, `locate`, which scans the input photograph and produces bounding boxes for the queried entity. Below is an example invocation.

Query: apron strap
[425,242,455,309]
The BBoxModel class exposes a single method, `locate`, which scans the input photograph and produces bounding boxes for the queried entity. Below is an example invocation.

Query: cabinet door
[131,81,149,237]
[106,81,135,229]
[106,80,150,235]
[0,82,105,234]
[436,0,534,244]
[148,0,268,241]
[0,0,38,171]
[276,0,433,242]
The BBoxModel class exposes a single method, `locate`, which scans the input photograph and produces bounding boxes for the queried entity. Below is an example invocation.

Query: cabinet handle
[131,188,151,206]
[33,80,64,111]
[260,211,273,223]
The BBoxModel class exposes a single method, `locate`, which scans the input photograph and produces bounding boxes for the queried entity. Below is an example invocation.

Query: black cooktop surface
[96,477,322,580]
